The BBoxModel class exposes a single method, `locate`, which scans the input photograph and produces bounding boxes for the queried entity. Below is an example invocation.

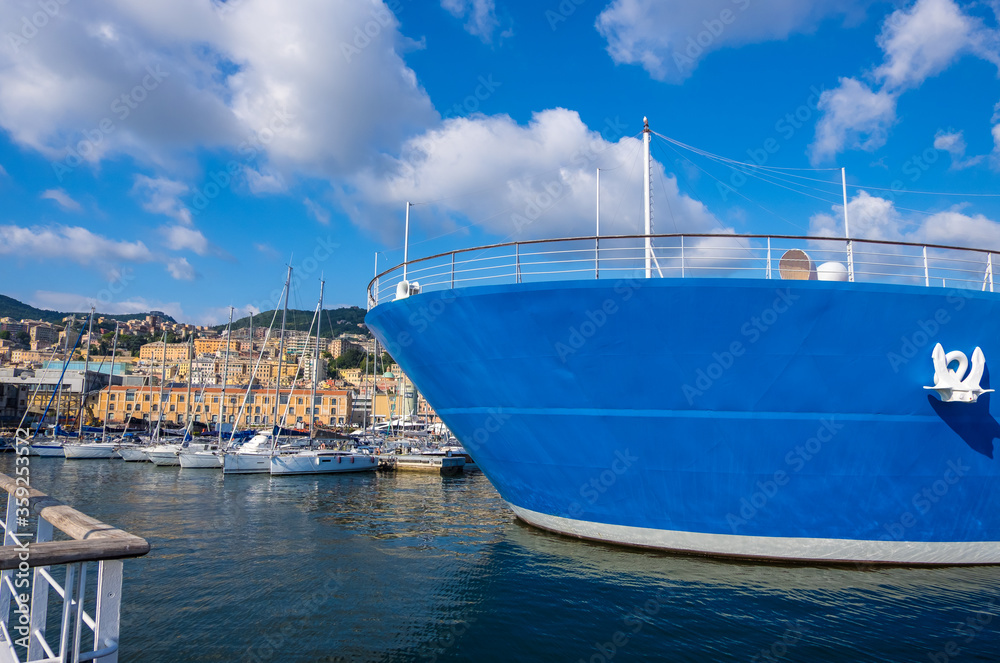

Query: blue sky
[2,0,1000,324]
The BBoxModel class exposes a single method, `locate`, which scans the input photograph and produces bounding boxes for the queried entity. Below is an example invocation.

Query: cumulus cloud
[161,225,211,255]
[303,198,331,225]
[441,0,502,42]
[40,188,83,212]
[345,108,729,241]
[934,129,984,169]
[166,256,196,281]
[132,175,192,225]
[0,0,436,180]
[596,0,873,82]
[810,190,1000,252]
[811,0,1000,162]
[0,224,154,265]
[811,78,897,163]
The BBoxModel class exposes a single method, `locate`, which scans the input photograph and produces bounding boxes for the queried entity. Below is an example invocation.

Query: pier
[0,473,149,663]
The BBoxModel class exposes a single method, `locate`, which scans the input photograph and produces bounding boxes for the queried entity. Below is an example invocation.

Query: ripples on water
[5,455,998,662]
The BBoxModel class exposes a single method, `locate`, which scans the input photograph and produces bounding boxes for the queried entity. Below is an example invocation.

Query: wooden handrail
[0,473,150,569]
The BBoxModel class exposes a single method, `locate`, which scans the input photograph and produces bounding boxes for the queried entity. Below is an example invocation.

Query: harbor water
[4,455,998,662]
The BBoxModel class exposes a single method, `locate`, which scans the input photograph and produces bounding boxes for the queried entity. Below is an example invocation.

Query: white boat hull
[117,447,149,462]
[146,450,181,466]
[223,452,272,474]
[178,451,223,468]
[63,443,117,459]
[270,452,377,475]
[29,444,65,457]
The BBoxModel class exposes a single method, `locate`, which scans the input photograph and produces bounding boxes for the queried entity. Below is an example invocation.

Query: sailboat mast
[56,314,74,432]
[185,335,194,438]
[156,331,166,439]
[643,116,652,279]
[102,322,119,443]
[310,279,324,439]
[219,307,234,447]
[273,265,292,433]
[78,307,95,437]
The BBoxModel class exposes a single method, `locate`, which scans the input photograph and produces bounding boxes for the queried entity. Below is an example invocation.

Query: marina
[0,453,997,662]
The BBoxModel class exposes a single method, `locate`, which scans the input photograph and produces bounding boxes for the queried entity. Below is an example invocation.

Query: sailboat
[270,278,377,476]
[180,308,235,469]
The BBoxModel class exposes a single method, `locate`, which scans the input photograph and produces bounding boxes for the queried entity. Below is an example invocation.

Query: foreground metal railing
[367,233,999,306]
[0,469,149,663]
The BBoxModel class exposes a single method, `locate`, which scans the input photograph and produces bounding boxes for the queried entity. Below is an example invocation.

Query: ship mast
[101,322,118,444]
[310,279,324,439]
[272,265,292,440]
[219,307,234,448]
[78,307,94,438]
[643,117,652,279]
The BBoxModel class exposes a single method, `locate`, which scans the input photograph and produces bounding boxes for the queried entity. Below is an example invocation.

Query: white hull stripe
[507,504,1000,565]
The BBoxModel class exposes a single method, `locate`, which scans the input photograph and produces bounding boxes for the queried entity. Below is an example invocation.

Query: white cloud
[303,197,331,225]
[874,0,991,92]
[243,167,285,195]
[934,129,984,169]
[346,108,727,240]
[40,188,83,212]
[0,0,436,180]
[132,175,193,225]
[0,224,154,265]
[810,190,1000,251]
[595,0,873,82]
[166,256,196,281]
[811,78,897,164]
[30,291,184,321]
[441,0,501,42]
[161,225,211,255]
[811,0,1000,162]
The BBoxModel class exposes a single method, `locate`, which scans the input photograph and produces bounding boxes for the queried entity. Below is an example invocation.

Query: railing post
[0,492,17,621]
[28,518,54,661]
[847,239,855,282]
[515,244,521,284]
[94,560,123,663]
[450,253,455,289]
[766,237,772,279]
[680,236,685,278]
[985,253,994,293]
[923,246,929,287]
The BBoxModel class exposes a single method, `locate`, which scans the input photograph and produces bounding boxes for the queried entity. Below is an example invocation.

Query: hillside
[0,294,176,325]
[220,306,370,338]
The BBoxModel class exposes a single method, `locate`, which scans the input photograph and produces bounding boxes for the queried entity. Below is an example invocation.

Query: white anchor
[924,343,994,403]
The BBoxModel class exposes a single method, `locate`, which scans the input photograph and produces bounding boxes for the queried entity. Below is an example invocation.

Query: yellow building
[194,337,245,355]
[93,385,353,428]
[139,342,192,363]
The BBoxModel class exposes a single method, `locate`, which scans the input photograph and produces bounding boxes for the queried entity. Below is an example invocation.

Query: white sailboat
[270,279,377,476]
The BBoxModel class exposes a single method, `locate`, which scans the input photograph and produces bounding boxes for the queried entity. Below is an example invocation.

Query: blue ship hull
[366,278,1000,564]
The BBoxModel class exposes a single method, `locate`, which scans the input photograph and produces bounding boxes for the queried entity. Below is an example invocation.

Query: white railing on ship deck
[0,473,149,663]
[367,233,998,306]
